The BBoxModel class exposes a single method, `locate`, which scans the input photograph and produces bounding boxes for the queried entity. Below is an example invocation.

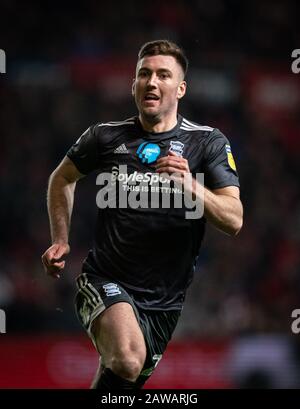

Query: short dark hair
[138,40,189,77]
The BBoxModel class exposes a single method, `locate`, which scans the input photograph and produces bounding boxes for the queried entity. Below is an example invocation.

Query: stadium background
[0,0,299,388]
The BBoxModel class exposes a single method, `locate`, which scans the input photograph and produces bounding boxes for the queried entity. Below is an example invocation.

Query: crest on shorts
[103,283,121,297]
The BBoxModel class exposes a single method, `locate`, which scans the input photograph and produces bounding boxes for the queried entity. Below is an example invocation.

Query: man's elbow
[229,201,243,236]
[228,216,243,236]
[48,170,65,187]
[49,168,76,186]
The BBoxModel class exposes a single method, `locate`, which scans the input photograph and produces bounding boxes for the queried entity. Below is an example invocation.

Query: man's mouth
[144,93,160,101]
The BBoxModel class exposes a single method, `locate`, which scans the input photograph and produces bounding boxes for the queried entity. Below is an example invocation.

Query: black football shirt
[67,115,240,310]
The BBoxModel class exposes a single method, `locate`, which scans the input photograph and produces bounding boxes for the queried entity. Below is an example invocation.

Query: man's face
[132,55,186,122]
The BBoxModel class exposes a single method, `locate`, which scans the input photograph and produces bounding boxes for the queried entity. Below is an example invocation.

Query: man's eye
[160,73,169,79]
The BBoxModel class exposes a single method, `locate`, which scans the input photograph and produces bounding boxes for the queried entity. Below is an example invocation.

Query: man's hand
[155,151,190,184]
[41,243,70,279]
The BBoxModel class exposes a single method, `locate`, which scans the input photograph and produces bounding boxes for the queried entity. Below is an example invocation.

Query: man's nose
[146,74,158,87]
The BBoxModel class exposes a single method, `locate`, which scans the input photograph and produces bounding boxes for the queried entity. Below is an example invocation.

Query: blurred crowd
[0,0,299,340]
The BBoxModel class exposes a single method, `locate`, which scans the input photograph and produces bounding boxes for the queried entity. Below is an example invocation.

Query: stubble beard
[140,109,161,125]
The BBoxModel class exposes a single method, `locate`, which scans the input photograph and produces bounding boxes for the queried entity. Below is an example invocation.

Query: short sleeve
[66,125,99,174]
[203,128,240,189]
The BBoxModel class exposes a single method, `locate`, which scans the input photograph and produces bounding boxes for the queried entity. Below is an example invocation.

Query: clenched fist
[41,243,70,279]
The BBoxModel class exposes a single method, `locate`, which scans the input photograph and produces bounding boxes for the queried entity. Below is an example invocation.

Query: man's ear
[177,81,186,100]
[132,79,136,97]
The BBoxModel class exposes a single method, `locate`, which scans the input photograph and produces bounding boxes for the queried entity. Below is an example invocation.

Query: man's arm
[42,156,85,278]
[194,183,243,236]
[156,151,243,236]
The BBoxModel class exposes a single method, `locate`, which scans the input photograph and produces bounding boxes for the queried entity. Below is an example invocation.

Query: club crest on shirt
[225,144,237,171]
[169,141,184,157]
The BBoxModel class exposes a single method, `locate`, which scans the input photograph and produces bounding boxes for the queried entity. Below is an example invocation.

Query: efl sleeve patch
[225,144,237,171]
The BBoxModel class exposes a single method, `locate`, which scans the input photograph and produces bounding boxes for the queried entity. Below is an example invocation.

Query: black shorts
[74,272,181,386]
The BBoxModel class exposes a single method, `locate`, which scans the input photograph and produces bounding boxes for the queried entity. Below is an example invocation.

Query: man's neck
[139,113,178,133]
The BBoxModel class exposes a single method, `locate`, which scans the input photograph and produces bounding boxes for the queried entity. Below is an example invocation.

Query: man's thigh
[91,302,146,367]
[75,272,146,365]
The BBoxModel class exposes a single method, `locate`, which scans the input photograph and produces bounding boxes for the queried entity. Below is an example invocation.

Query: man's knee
[111,350,145,381]
[91,302,147,381]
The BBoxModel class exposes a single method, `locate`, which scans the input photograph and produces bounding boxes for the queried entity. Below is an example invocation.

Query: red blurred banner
[0,335,232,389]
[242,64,300,122]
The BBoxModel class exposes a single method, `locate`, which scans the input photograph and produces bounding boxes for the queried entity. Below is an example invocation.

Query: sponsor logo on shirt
[111,166,170,185]
[137,142,160,164]
[95,165,205,220]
